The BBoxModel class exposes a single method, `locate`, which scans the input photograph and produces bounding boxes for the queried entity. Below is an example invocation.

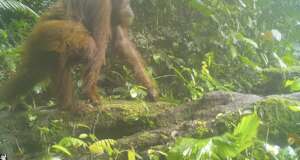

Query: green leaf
[58,137,87,149]
[88,139,116,155]
[130,88,138,98]
[51,145,72,156]
[272,52,287,68]
[239,56,261,71]
[79,134,88,139]
[130,86,147,99]
[128,149,136,160]
[230,45,238,59]
[285,79,300,92]
[167,138,209,160]
[0,0,38,16]
[168,114,260,159]
[189,0,212,17]
[236,33,258,48]
[75,123,90,129]
[282,52,297,66]
[233,114,260,150]
[288,106,300,112]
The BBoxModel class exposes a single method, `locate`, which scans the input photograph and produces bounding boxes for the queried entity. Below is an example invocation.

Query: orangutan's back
[23,20,96,65]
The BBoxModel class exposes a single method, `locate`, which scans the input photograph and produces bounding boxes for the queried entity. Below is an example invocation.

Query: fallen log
[1,91,299,159]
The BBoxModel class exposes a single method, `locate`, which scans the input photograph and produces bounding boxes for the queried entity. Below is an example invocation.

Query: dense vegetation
[0,0,299,159]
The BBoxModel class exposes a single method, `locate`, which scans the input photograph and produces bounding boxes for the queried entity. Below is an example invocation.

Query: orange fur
[0,0,158,111]
[0,0,111,109]
[112,0,159,101]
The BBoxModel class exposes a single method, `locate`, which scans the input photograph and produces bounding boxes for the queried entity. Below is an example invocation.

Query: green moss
[194,120,210,137]
[211,96,300,146]
[214,112,241,134]
[100,100,175,127]
[254,97,300,145]
[138,132,156,141]
[258,67,300,94]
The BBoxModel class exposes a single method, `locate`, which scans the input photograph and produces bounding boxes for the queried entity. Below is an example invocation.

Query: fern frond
[0,0,38,16]
[89,139,117,155]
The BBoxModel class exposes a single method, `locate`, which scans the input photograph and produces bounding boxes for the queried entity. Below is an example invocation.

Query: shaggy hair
[0,0,158,111]
[0,0,112,108]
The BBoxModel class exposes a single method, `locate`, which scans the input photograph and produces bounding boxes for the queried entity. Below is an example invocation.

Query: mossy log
[1,91,300,158]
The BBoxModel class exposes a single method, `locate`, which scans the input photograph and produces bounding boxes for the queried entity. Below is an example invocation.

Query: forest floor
[0,91,299,159]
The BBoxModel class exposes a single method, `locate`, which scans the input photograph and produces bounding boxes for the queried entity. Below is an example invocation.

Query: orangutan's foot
[147,88,159,102]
